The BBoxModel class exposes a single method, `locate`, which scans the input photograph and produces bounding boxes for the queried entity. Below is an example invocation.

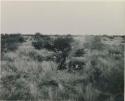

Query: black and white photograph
[0,1,125,101]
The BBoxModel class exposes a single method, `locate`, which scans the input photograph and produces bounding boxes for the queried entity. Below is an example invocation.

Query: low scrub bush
[1,34,25,53]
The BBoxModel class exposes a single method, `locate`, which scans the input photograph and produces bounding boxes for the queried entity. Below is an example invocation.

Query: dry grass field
[0,34,124,101]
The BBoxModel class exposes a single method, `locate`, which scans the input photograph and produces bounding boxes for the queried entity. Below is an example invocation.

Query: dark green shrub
[74,49,86,57]
[32,33,53,50]
[1,34,25,53]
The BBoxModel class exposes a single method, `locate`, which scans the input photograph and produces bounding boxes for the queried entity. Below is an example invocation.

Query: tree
[51,35,74,70]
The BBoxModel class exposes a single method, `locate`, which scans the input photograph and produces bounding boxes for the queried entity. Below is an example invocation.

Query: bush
[32,33,53,50]
[1,34,25,53]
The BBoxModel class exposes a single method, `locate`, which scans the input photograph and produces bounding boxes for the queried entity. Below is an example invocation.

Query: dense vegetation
[0,33,124,101]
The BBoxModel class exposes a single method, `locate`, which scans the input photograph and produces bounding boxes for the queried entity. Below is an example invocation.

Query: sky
[1,1,125,35]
